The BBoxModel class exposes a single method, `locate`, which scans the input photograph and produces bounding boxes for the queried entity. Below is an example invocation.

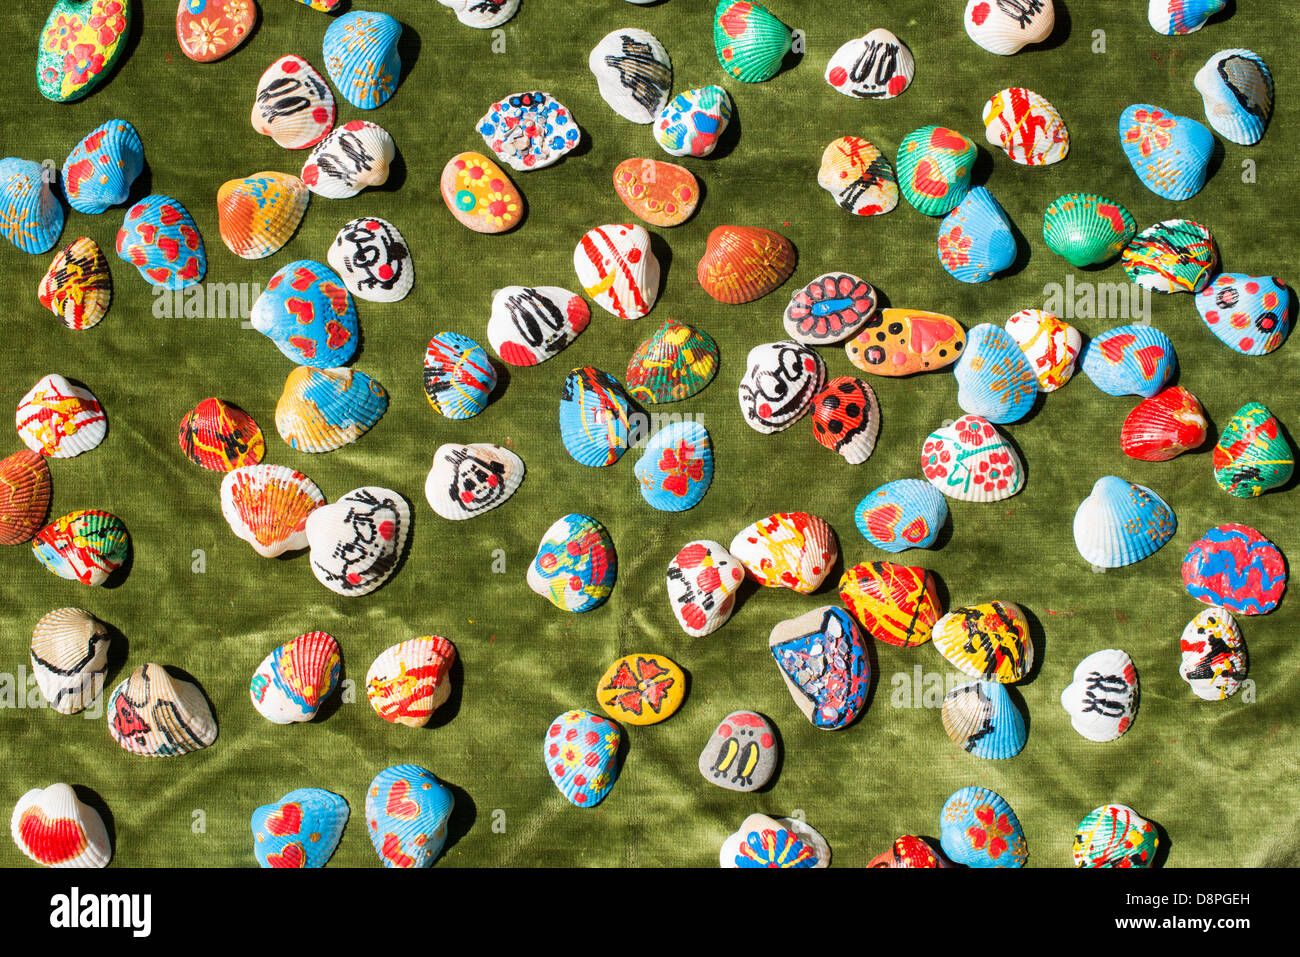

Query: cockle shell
[422,332,497,420]
[737,341,825,434]
[575,224,660,319]
[729,511,837,594]
[366,636,457,727]
[939,786,1027,867]
[1080,324,1175,398]
[11,784,110,868]
[1183,523,1286,615]
[635,420,714,512]
[1005,309,1080,392]
[666,539,745,637]
[527,514,617,613]
[115,195,206,289]
[365,765,454,867]
[713,0,792,83]
[251,788,349,869]
[544,710,621,808]
[478,91,581,171]
[16,374,106,458]
[825,29,914,99]
[699,711,778,792]
[276,366,389,453]
[938,187,1017,284]
[178,397,265,472]
[720,814,830,868]
[251,55,335,151]
[1148,0,1225,35]
[869,836,949,868]
[178,0,255,63]
[854,479,948,553]
[425,443,524,521]
[1119,105,1214,201]
[220,463,325,557]
[0,450,52,545]
[0,158,63,255]
[982,87,1068,166]
[36,0,131,103]
[39,238,112,330]
[846,309,966,376]
[1121,386,1208,461]
[31,607,109,715]
[612,158,698,228]
[559,367,632,466]
[590,30,672,125]
[1213,402,1293,498]
[931,601,1033,683]
[811,376,879,464]
[964,0,1054,55]
[1060,648,1139,741]
[654,86,733,158]
[1195,49,1272,146]
[32,510,128,586]
[439,0,519,29]
[1195,274,1292,356]
[1042,193,1135,267]
[784,273,877,344]
[250,631,341,724]
[217,172,310,260]
[953,322,1038,423]
[301,121,395,200]
[625,319,719,403]
[597,653,686,726]
[769,606,869,731]
[328,217,413,303]
[895,126,977,216]
[1073,805,1158,868]
[489,286,590,366]
[322,10,402,110]
[1122,220,1217,294]
[251,261,358,368]
[838,561,942,647]
[942,680,1026,759]
[1073,476,1176,568]
[305,487,410,598]
[818,136,899,216]
[1180,607,1246,700]
[921,415,1025,502]
[440,151,523,234]
[699,225,795,304]
[61,119,143,214]
[107,663,217,757]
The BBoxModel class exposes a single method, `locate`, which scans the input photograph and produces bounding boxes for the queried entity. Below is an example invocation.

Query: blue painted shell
[1149,0,1226,35]
[1080,324,1176,398]
[1073,476,1176,568]
[1119,104,1214,201]
[250,788,349,869]
[251,260,359,368]
[0,158,63,254]
[939,786,1027,868]
[560,367,632,467]
[423,332,497,419]
[952,323,1037,423]
[115,195,206,289]
[634,420,713,512]
[937,187,1015,284]
[941,680,1026,759]
[323,11,403,109]
[527,513,617,613]
[544,709,621,808]
[1195,49,1272,146]
[854,479,947,553]
[364,765,454,868]
[61,120,143,215]
[276,366,389,453]
[1195,274,1291,356]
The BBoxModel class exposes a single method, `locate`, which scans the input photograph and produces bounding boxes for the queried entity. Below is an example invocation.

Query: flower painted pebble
[597,653,685,726]
[922,415,1024,503]
[838,561,942,647]
[425,443,524,521]
[116,195,206,288]
[250,632,341,725]
[1119,105,1214,201]
[846,309,966,376]
[895,126,977,216]
[39,238,111,330]
[30,607,108,714]
[544,710,621,807]
[1122,220,1217,294]
[1182,524,1286,616]
[178,397,264,472]
[1005,309,1080,392]
[107,663,216,756]
[366,637,457,727]
[1043,192,1135,267]
[730,511,837,594]
[938,187,1017,284]
[302,121,395,199]
[489,286,590,366]
[305,487,409,597]
[527,514,617,613]
[953,322,1038,423]
[932,601,1033,683]
[423,332,497,420]
[365,765,454,867]
[964,0,1054,55]
[220,464,325,557]
[612,158,698,227]
[251,788,348,869]
[1180,607,1246,700]
[698,711,777,791]
[251,56,335,151]
[251,261,358,368]
[625,319,718,403]
[1073,476,1176,567]
[322,10,402,110]
[810,376,879,465]
[769,606,869,730]
[178,0,255,63]
[0,158,63,255]
[1195,274,1292,356]
[854,479,948,553]
[16,374,106,459]
[328,217,412,303]
[441,152,524,234]
[37,0,131,102]
[1195,49,1272,146]
[62,119,142,214]
[737,340,825,434]
[982,88,1068,166]
[784,273,877,345]
[1121,386,1208,461]
[11,783,110,868]
[818,136,899,216]
[275,366,388,453]
[1073,805,1158,868]
[635,420,714,512]
[589,30,672,125]
[1060,649,1139,741]
[559,367,632,466]
[654,85,732,158]
[1080,324,1175,398]
[713,0,792,83]
[825,29,914,99]
[479,91,581,171]
[666,539,745,637]
[939,786,1027,868]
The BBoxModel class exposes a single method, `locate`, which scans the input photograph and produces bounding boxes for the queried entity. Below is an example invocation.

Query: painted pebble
[769,606,870,730]
[698,711,777,791]
[846,309,966,376]
[612,158,698,227]
[478,91,581,171]
[597,653,685,726]
[440,152,524,234]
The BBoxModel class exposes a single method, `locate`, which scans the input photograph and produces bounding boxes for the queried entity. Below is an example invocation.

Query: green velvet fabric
[1,0,1297,868]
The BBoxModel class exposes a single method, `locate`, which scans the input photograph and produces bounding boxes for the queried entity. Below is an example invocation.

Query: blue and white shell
[526,513,617,613]
[937,187,1016,284]
[634,420,714,512]
[544,709,621,808]
[953,322,1037,423]
[251,788,349,869]
[1080,324,1176,398]
[1194,49,1272,146]
[422,332,498,419]
[941,680,1026,760]
[939,786,1028,868]
[0,158,63,254]
[1073,476,1176,568]
[61,120,144,215]
[251,260,359,368]
[559,367,632,467]
[364,765,454,868]
[1195,274,1292,356]
[322,11,403,110]
[1119,104,1214,201]
[854,479,947,553]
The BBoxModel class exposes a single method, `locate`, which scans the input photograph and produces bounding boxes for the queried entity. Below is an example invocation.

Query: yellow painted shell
[217,172,310,260]
[932,601,1033,682]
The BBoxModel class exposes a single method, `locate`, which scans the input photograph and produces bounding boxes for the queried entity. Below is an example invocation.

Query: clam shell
[825,29,914,100]
[854,478,948,553]
[1004,309,1080,392]
[327,217,413,303]
[1183,523,1286,616]
[953,322,1038,423]
[964,0,1054,54]
[275,366,388,453]
[251,788,348,869]
[440,151,524,234]
[574,224,660,319]
[698,710,778,792]
[982,87,1068,165]
[1073,476,1176,567]
[1120,104,1214,201]
[939,786,1027,867]
[11,783,110,868]
[613,158,698,227]
[895,126,977,216]
[0,450,52,546]
[922,414,1025,502]
[39,237,112,330]
[301,120,395,199]
[817,136,899,216]
[178,0,255,62]
[942,680,1026,759]
[251,260,358,368]
[784,272,878,344]
[589,30,672,125]
[249,631,342,724]
[1213,402,1293,498]
[178,397,265,472]
[488,285,590,366]
[1073,805,1158,868]
[1060,649,1139,742]
[729,511,837,594]
[810,376,879,464]
[527,513,617,613]
[305,487,410,598]
[838,561,942,647]
[720,814,830,868]
[769,606,869,731]
[544,710,621,808]
[653,85,733,158]
[699,225,796,304]
[33,510,129,587]
[713,0,792,83]
[1195,49,1272,146]
[1042,192,1135,267]
[37,0,132,103]
[365,765,454,867]
[107,663,217,757]
[424,442,524,521]
[439,0,519,28]
[634,420,714,512]
[932,601,1033,682]
[366,636,457,727]
[1149,0,1225,35]
[0,158,63,254]
[1121,386,1208,461]
[423,332,497,420]
[1180,607,1246,700]
[666,539,745,637]
[625,318,718,403]
[869,836,949,868]
[597,652,686,725]
[479,91,581,171]
[1122,220,1217,294]
[847,309,966,376]
[322,11,402,110]
[737,340,825,434]
[16,373,107,458]
[559,367,632,466]
[1195,273,1292,356]
[1080,324,1176,398]
[220,463,325,557]
[217,172,310,260]
[251,55,335,150]
[61,120,144,215]
[116,195,207,289]
[938,187,1016,284]
[30,607,109,715]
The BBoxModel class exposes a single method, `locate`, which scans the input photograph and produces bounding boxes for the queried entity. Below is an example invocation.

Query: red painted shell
[868,835,950,868]
[810,376,879,464]
[697,225,796,304]
[0,450,52,545]
[179,398,266,472]
[1120,386,1208,461]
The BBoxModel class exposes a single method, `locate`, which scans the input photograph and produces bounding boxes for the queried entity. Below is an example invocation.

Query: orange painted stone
[440,152,524,234]
[176,0,256,63]
[697,225,796,304]
[613,159,699,228]
[845,308,966,376]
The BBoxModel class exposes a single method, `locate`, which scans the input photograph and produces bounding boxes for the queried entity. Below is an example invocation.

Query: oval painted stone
[1005,309,1081,392]
[784,273,877,345]
[527,513,617,613]
[1180,607,1247,700]
[895,125,977,216]
[818,136,899,216]
[634,420,713,512]
[489,286,590,367]
[838,561,943,647]
[769,606,869,731]
[1122,220,1217,294]
[1213,402,1293,498]
[1060,649,1139,742]
[666,539,745,638]
[1182,524,1286,616]
[597,653,685,726]
[730,512,837,594]
[37,0,131,102]
[544,709,621,807]
[479,91,581,171]
[178,0,255,62]
[953,322,1038,424]
[922,415,1025,503]
[1080,325,1175,398]
[845,309,965,376]
[698,711,777,792]
[250,261,357,368]
[939,786,1027,868]
[613,159,698,227]
[854,479,948,553]
[932,601,1033,683]
[1195,274,1292,356]
[440,152,523,234]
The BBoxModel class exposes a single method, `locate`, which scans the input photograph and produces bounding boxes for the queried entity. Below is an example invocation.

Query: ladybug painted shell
[810,376,879,464]
[250,261,358,368]
[783,273,878,345]
[178,397,265,472]
[115,195,206,289]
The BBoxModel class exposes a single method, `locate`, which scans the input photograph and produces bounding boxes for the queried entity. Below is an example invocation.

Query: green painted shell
[895,126,977,216]
[713,1,792,83]
[1213,402,1294,498]
[1072,805,1158,868]
[1043,193,1136,268]
[625,319,720,404]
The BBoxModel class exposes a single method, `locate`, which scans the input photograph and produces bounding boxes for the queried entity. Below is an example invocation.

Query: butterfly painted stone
[596,653,685,726]
[544,709,621,807]
[769,606,869,730]
[250,261,358,368]
[1195,274,1291,356]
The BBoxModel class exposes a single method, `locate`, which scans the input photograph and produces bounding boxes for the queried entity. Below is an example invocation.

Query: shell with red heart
[11,783,110,868]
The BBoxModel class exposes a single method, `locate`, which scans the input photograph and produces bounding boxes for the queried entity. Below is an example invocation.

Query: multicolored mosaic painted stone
[1060,648,1139,742]
[938,187,1017,284]
[115,195,206,289]
[1005,309,1079,392]
[932,602,1033,683]
[720,814,830,868]
[1080,325,1175,398]
[838,561,942,647]
[250,631,341,725]
[251,55,335,151]
[939,786,1027,868]
[964,0,1054,54]
[423,332,497,420]
[953,322,1038,424]
[597,653,685,726]
[1214,403,1293,498]
[276,366,388,453]
[634,420,713,512]
[612,159,698,227]
[784,273,877,345]
[1042,193,1136,267]
[441,152,524,234]
[589,30,672,125]
[854,479,947,553]
[654,85,733,158]
[666,539,745,638]
[251,261,358,368]
[305,487,410,597]
[1122,220,1217,294]
[922,415,1025,503]
[489,286,589,367]
[1180,607,1246,700]
[1073,476,1176,568]
[825,29,913,100]
[737,340,824,434]
[328,217,412,303]
[107,663,216,756]
[301,121,395,200]
[1121,386,1208,461]
[178,397,264,472]
[11,782,111,868]
[366,637,457,727]
[575,224,660,319]
[1195,274,1292,356]
[217,172,310,260]
[869,836,948,868]
[16,374,106,459]
[895,126,977,216]
[425,443,524,522]
[559,367,632,466]
[845,309,966,376]
[698,711,777,792]
[817,136,899,216]
[365,765,453,867]
[942,680,1026,759]
[982,87,1068,166]
[769,606,869,730]
[698,225,795,305]
[1073,805,1158,868]
[0,159,63,255]
[1149,0,1225,36]
[1195,49,1273,146]
[625,319,718,403]
[62,119,142,214]
[37,0,131,102]
[322,10,402,110]
[0,451,51,546]
[1183,524,1286,615]
[220,464,324,557]
[730,511,837,594]
[177,0,255,62]
[713,0,792,83]
[810,376,879,465]
[527,513,617,613]
[251,788,348,869]
[478,91,581,171]
[1119,105,1214,201]
[544,709,621,807]
[39,238,112,330]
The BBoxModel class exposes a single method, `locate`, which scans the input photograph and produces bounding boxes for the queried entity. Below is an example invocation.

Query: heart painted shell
[178,398,265,472]
[322,11,402,110]
[810,376,879,464]
[982,88,1068,165]
[251,55,336,150]
[478,91,581,171]
[0,158,64,255]
[713,0,792,83]
[698,226,796,304]
[301,121,396,200]
[932,602,1033,683]
[895,126,977,216]
[0,450,52,546]
[1195,49,1272,146]
[61,120,144,214]
[769,606,869,730]
[939,786,1027,868]
[737,341,825,434]
[953,322,1038,423]
[625,319,718,403]
[116,195,206,289]
[423,332,498,420]
[1121,220,1217,294]
[366,637,457,727]
[251,261,358,368]
[305,487,411,598]
[1213,402,1293,498]
[1120,386,1208,461]
[838,561,942,647]
[251,788,348,869]
[1080,324,1175,398]
[249,632,341,724]
[666,539,745,637]
[1180,607,1247,700]
[853,479,948,553]
[217,172,310,260]
[275,366,389,453]
[942,680,1026,759]
[574,224,660,319]
[220,464,325,557]
[425,443,525,521]
[634,420,714,512]
[1073,805,1159,868]
[30,607,109,715]
[489,286,590,366]
[938,187,1017,284]
[527,513,617,613]
[107,663,217,757]
[653,86,733,158]
[784,273,878,344]
[1073,476,1176,567]
[729,511,837,594]
[39,238,112,330]
[1043,193,1135,268]
[32,510,129,586]
[825,29,914,100]
[365,765,454,867]
[1060,648,1139,741]
[11,783,111,868]
[1182,524,1286,616]
[817,136,899,216]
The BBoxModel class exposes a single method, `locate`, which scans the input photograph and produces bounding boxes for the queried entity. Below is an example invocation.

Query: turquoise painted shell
[953,323,1038,423]
[895,126,977,216]
[323,11,402,109]
[1119,104,1214,201]
[1073,476,1176,568]
[61,120,143,215]
[854,479,947,553]
[544,709,621,808]
[713,0,792,84]
[364,765,454,868]
[941,680,1026,759]
[1121,220,1217,294]
[1043,193,1136,267]
[938,187,1016,283]
[115,195,206,289]
[276,366,389,453]
[1195,49,1272,146]
[1073,804,1159,868]
[423,332,497,419]
[939,786,1028,868]
[251,261,359,368]
[1149,0,1225,35]
[527,513,617,613]
[560,367,632,467]
[0,158,63,254]
[251,788,349,869]
[634,420,714,512]
[1195,274,1291,356]
[1080,324,1176,398]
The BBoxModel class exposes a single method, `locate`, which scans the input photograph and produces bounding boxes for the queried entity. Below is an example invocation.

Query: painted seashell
[1073,476,1176,568]
[365,765,453,867]
[328,217,412,303]
[220,463,325,557]
[635,420,714,512]
[932,602,1033,682]
[251,260,358,368]
[11,783,110,868]
[1214,402,1294,497]
[818,136,899,216]
[942,680,1026,759]
[33,510,128,586]
[422,331,497,420]
[574,224,660,319]
[322,11,402,110]
[479,91,581,171]
[699,225,795,305]
[178,0,255,62]
[107,663,217,756]
[178,397,265,472]
[938,187,1016,284]
[425,443,524,521]
[39,238,112,330]
[559,367,632,466]
[811,376,879,465]
[1120,105,1214,201]
[825,29,914,99]
[838,561,942,647]
[216,172,309,260]
[953,322,1038,423]
[729,511,837,594]
[251,55,335,151]
[61,120,143,214]
[769,606,869,731]
[31,607,108,714]
[115,195,206,288]
[846,309,966,376]
[939,786,1027,867]
[597,653,686,726]
[590,30,672,125]
[1080,325,1175,398]
[699,711,777,792]
[964,0,1054,55]
[982,87,1068,166]
[1122,220,1216,294]
[612,158,698,228]
[1195,49,1272,146]
[544,710,621,808]
[1005,309,1080,392]
[251,788,348,869]
[37,0,131,103]
[714,0,792,83]
[895,126,977,216]
[366,636,457,727]
[720,814,830,868]
[1183,524,1286,615]
[854,479,948,553]
[1,450,51,545]
[276,366,388,453]
[305,487,410,597]
[1121,386,1208,461]
[653,85,733,158]
[439,0,519,29]
[1073,805,1158,868]
[301,120,395,199]
[922,414,1024,503]
[488,285,589,366]
[1148,0,1225,35]
[1180,607,1246,700]
[1195,273,1292,356]
[17,374,106,459]
[869,836,949,868]
[625,319,718,403]
[1060,649,1139,742]
[1042,192,1135,267]
[0,158,63,255]
[737,340,825,434]
[250,632,341,724]
[784,273,877,345]
[666,539,745,637]
[527,514,617,613]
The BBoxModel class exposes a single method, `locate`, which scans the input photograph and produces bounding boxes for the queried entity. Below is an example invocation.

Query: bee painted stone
[250,261,358,368]
[845,309,965,376]
[589,29,672,125]
[665,539,745,638]
[1182,524,1286,616]
[854,479,948,553]
[737,341,825,434]
[328,218,412,303]
[654,86,733,158]
[527,514,617,613]
[1060,649,1139,742]
[982,87,1068,166]
[305,487,410,598]
[479,92,581,171]
[488,286,590,366]
[699,711,777,792]
[37,0,131,102]
[769,606,870,731]
[62,119,143,215]
[424,443,524,522]
[1180,607,1247,700]
[422,332,497,420]
[544,709,621,808]
[1080,325,1175,398]
[939,786,1027,868]
[824,29,914,99]
[597,653,685,726]
[1119,105,1214,201]
[1195,274,1292,356]
[251,55,335,151]
[1195,49,1272,146]
[115,195,206,289]
[818,136,899,217]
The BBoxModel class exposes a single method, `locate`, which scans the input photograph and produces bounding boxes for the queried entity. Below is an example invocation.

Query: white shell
[301,121,395,200]
[439,0,519,28]
[107,663,217,757]
[305,487,410,597]
[737,341,826,434]
[30,608,109,715]
[220,464,326,558]
[589,29,673,124]
[573,224,660,320]
[16,373,107,458]
[425,443,525,521]
[11,783,110,868]
[327,217,413,303]
[964,0,1055,55]
[1180,606,1247,701]
[665,539,745,637]
[719,814,831,868]
[1060,649,1139,742]
[824,29,914,100]
[487,285,591,366]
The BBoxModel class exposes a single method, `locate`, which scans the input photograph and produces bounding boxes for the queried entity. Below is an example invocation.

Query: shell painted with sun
[698,226,796,305]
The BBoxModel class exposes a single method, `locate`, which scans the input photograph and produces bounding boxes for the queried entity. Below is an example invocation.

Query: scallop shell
[439,0,519,29]
[720,814,830,868]
[1080,324,1175,398]
[61,120,144,215]
[16,373,107,459]
[1120,386,1208,461]
[1122,220,1217,294]
[251,261,358,368]
[251,55,336,150]
[653,85,733,158]
[36,0,132,103]
[1042,192,1135,267]
[853,478,948,553]
[424,442,525,521]
[30,607,109,715]
[738,340,825,434]
[488,286,590,366]
[0,450,52,546]
[220,464,325,558]
[811,376,880,464]
[665,539,745,637]
[544,710,621,808]
[107,663,217,757]
[1072,476,1176,567]
[178,397,265,472]
[0,158,63,254]
[366,636,457,727]
[478,91,581,171]
[327,217,413,303]
[11,783,110,868]
[217,172,309,260]
[938,187,1016,284]
[116,195,207,289]
[39,237,112,330]
[1195,49,1272,146]
[625,319,719,403]
[869,836,949,868]
[305,487,411,598]
[964,0,1054,54]
[275,366,389,453]
[713,0,792,83]
[527,513,618,613]
[1004,309,1081,392]
[932,602,1033,683]
[1073,805,1158,868]
[1180,607,1247,700]
[251,788,349,869]
[922,415,1025,503]
[1195,273,1292,356]
[982,87,1068,166]
[1119,104,1214,202]
[699,225,796,304]
[942,680,1026,759]
[939,786,1027,868]
[634,420,714,512]
[33,510,129,587]
[322,11,402,110]
[817,136,899,216]
[838,561,942,647]
[953,322,1038,423]
[783,273,878,344]
[895,126,977,216]
[365,765,454,867]
[249,631,342,724]
[769,606,869,731]
[825,29,914,100]
[1213,402,1294,498]
[1060,649,1139,742]
[423,332,497,420]
[1148,0,1225,35]
[729,511,837,594]
[1183,523,1286,616]
[559,367,632,467]
[574,224,660,319]
[301,121,395,200]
